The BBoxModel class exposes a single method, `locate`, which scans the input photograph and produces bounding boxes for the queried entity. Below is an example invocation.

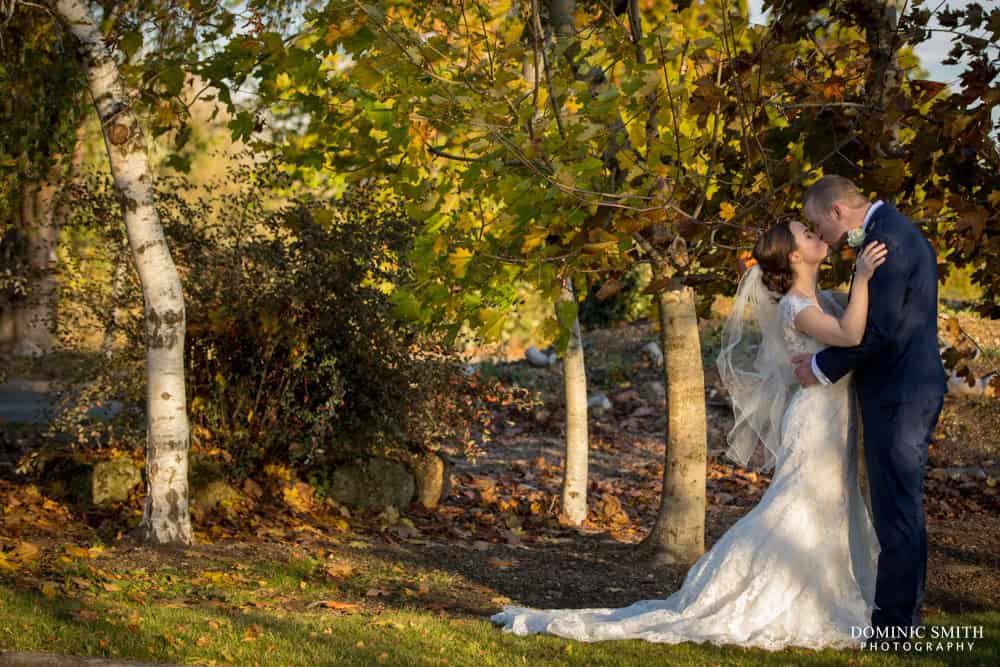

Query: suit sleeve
[814,235,910,384]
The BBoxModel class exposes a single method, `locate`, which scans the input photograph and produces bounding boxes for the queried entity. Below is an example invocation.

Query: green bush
[53,163,506,477]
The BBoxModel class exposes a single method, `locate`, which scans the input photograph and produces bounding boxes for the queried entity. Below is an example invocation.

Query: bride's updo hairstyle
[752,220,797,296]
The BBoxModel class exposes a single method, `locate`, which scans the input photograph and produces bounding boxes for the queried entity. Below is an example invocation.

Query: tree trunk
[53,0,192,545]
[865,0,902,154]
[12,178,59,357]
[10,119,88,357]
[639,281,706,565]
[557,279,589,525]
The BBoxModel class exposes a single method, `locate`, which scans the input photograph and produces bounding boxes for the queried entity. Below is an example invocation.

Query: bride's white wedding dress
[491,292,881,651]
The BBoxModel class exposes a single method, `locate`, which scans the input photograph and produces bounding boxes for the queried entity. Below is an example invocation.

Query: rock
[188,455,226,489]
[587,393,612,415]
[640,342,663,367]
[331,457,415,509]
[639,381,666,406]
[92,459,142,505]
[194,480,243,511]
[57,457,141,506]
[412,452,450,509]
[525,346,556,367]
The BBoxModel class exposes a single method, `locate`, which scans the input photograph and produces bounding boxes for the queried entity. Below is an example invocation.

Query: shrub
[51,162,502,477]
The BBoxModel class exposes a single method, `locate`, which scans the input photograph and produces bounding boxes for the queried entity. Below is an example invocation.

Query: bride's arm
[794,242,888,347]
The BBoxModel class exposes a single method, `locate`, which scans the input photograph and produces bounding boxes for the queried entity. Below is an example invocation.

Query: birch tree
[556,278,588,525]
[49,0,192,544]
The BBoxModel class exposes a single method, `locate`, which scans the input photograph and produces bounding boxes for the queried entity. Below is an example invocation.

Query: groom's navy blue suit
[815,202,947,630]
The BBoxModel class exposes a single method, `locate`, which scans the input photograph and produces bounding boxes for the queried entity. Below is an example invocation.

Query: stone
[525,346,556,367]
[331,457,415,509]
[412,452,450,509]
[639,381,666,406]
[65,457,142,506]
[640,341,663,367]
[92,458,142,505]
[194,480,243,511]
[587,393,612,415]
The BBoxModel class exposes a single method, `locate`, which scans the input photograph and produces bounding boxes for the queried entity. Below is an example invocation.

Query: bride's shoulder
[778,292,818,321]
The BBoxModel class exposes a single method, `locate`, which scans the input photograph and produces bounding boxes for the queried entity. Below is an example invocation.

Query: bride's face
[788,220,828,265]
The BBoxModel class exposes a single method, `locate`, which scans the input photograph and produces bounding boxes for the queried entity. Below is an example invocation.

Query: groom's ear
[830,201,846,222]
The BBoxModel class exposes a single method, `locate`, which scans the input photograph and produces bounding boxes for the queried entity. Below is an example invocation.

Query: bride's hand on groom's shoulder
[792,354,818,387]
[855,241,888,281]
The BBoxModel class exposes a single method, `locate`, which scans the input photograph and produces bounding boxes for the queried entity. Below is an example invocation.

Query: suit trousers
[862,395,944,629]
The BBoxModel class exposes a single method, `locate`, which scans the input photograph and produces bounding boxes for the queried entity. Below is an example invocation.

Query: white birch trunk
[640,282,706,565]
[557,280,588,525]
[52,0,192,544]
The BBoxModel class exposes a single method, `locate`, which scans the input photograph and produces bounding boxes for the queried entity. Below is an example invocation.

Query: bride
[491,220,889,651]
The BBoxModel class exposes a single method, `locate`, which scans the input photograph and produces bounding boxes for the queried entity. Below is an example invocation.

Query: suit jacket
[815,202,947,405]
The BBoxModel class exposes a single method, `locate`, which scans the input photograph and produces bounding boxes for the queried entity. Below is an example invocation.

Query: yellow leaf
[65,545,93,559]
[15,541,41,563]
[447,248,473,278]
[719,202,736,221]
[325,563,354,579]
[308,600,360,612]
[41,582,58,599]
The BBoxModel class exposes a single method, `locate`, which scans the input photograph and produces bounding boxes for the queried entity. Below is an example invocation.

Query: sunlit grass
[2,577,998,666]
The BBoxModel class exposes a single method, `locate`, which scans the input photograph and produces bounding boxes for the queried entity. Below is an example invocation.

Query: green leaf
[160,65,185,97]
[390,287,422,322]
[120,31,143,61]
[228,111,255,141]
[164,153,192,173]
[352,61,382,89]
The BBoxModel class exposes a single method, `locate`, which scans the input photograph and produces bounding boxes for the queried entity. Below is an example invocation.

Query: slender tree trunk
[639,281,706,565]
[0,211,20,353]
[557,279,588,525]
[99,245,130,360]
[53,0,192,544]
[12,177,59,357]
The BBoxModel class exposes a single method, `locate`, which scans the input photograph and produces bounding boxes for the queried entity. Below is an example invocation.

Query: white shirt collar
[862,200,884,232]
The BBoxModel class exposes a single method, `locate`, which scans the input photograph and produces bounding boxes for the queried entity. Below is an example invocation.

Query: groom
[792,175,947,632]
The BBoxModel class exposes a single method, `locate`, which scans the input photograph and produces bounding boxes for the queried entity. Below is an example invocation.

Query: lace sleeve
[780,294,819,331]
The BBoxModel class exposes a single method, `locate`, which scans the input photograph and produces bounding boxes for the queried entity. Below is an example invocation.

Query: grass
[1,560,998,667]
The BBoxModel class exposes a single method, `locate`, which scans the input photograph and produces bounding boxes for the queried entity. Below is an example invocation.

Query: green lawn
[1,582,997,666]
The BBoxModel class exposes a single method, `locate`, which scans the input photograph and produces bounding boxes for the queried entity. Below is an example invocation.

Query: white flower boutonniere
[847,227,866,249]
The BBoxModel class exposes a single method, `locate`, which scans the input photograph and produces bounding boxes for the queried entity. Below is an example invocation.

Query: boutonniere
[847,227,866,249]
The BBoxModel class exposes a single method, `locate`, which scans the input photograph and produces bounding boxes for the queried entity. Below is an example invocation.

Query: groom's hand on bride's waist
[792,354,819,387]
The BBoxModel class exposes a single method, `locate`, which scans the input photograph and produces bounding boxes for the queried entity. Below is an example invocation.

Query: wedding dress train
[491,293,881,651]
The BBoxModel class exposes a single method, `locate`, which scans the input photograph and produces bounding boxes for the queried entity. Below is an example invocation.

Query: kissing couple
[492,175,947,651]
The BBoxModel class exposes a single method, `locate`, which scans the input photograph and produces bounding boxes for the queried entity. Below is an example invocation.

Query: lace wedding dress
[491,292,881,651]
